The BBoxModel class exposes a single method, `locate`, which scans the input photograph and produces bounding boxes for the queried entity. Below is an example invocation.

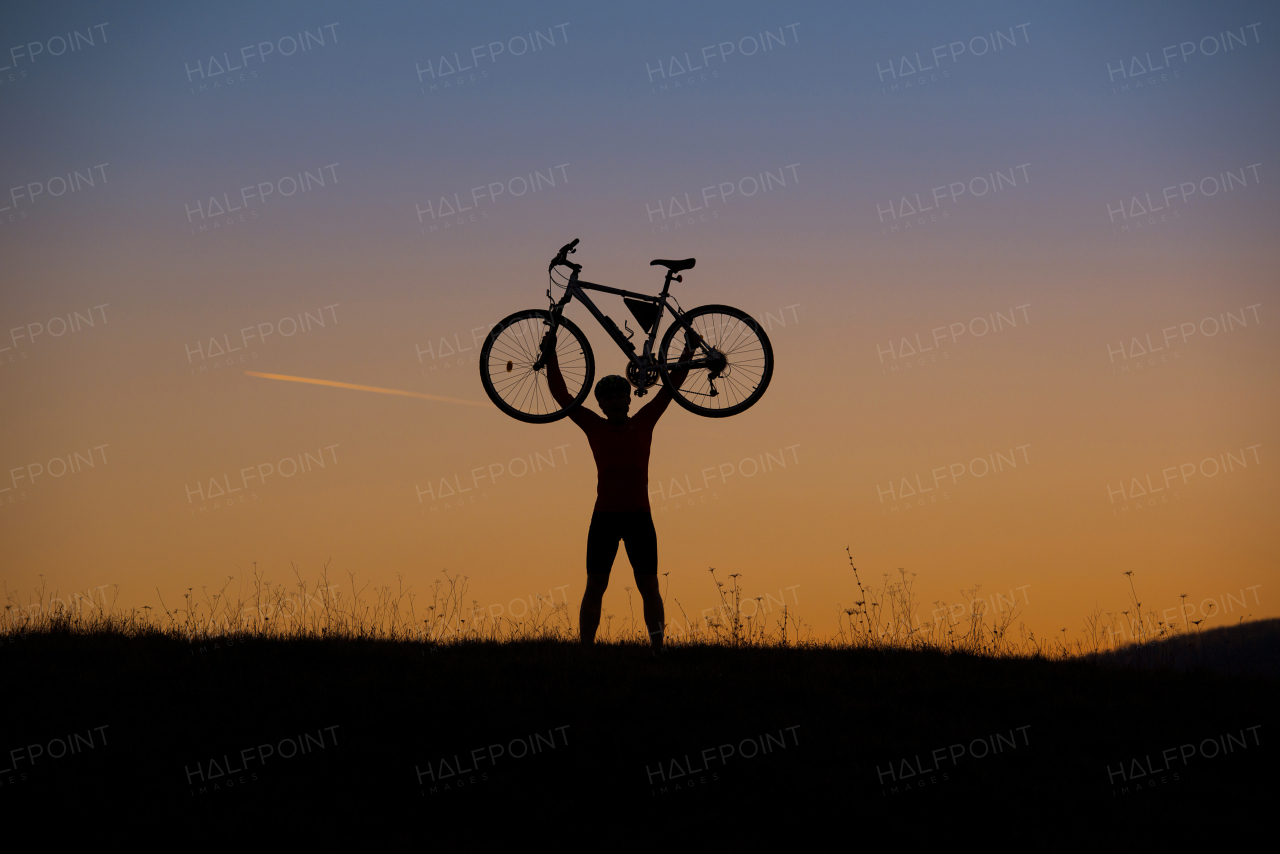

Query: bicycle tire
[479,309,595,423]
[657,304,773,417]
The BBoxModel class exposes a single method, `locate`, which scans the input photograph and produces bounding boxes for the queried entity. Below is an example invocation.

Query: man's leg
[624,512,664,650]
[635,575,664,651]
[581,512,619,645]
[580,574,609,645]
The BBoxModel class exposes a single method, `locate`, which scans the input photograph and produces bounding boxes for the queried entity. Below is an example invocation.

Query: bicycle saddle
[650,258,696,272]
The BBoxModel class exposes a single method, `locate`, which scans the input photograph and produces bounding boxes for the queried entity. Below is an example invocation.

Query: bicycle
[479,239,774,423]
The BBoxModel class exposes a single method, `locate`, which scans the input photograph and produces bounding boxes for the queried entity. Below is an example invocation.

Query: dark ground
[4,626,1275,845]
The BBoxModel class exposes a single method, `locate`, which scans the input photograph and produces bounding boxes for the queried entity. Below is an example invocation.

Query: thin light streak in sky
[245,371,487,406]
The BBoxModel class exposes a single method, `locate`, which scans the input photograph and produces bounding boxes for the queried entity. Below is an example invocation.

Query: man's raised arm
[545,331,597,429]
[544,331,575,409]
[635,329,700,425]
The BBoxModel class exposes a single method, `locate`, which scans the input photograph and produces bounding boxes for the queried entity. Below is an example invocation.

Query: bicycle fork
[531,289,570,372]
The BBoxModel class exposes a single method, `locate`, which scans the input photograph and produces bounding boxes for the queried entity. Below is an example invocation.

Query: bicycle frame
[544,268,711,375]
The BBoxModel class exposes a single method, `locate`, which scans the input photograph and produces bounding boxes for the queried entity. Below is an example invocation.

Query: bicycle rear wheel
[657,304,773,417]
[480,310,595,423]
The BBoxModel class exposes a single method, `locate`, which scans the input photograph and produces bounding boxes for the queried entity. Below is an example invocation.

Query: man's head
[595,375,632,420]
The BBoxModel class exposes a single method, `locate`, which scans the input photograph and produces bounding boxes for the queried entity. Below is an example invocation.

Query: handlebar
[549,238,582,273]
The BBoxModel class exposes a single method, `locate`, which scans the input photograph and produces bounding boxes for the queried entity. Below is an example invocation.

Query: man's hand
[541,328,557,359]
[684,327,702,351]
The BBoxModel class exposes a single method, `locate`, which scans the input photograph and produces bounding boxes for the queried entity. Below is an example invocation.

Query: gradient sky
[2,0,1276,643]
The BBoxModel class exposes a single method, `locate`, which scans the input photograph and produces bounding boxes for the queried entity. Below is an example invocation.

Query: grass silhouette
[3,549,1262,666]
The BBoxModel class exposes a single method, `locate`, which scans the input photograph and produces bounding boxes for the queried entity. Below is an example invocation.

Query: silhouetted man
[545,329,699,653]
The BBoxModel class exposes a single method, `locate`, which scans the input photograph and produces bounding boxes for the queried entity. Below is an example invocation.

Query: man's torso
[580,415,656,511]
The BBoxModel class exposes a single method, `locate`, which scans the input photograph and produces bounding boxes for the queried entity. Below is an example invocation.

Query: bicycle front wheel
[479,310,595,423]
[657,304,773,417]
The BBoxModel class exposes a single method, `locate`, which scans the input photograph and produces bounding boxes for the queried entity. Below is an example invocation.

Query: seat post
[661,269,676,298]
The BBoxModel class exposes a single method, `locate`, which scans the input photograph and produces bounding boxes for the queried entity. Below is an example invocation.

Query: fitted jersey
[546,349,687,512]
[567,394,671,511]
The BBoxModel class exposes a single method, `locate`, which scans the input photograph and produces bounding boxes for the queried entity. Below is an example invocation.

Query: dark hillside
[4,632,1273,843]
[1091,618,1280,678]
